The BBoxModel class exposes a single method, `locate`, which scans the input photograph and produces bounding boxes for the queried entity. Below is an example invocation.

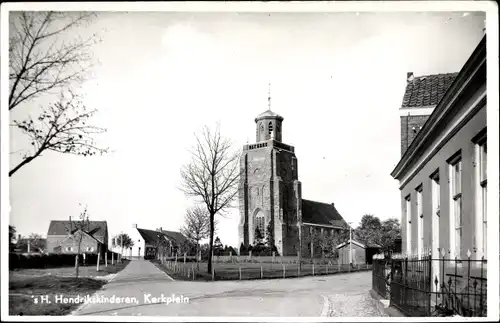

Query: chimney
[331,203,335,207]
[133,224,137,228]
[157,227,162,232]
[407,72,414,82]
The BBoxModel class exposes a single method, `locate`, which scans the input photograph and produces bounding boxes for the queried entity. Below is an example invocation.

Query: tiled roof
[47,220,107,238]
[301,199,348,227]
[402,72,459,108]
[136,228,187,245]
[161,230,187,244]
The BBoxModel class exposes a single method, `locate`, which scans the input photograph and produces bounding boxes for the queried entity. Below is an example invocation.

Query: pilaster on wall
[238,152,249,246]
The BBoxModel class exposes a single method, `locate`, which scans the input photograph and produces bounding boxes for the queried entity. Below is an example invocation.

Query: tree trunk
[207,213,215,274]
[75,254,79,278]
[196,241,200,272]
[75,234,83,278]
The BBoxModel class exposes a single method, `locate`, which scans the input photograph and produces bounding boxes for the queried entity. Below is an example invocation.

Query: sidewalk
[71,259,176,316]
[368,289,405,317]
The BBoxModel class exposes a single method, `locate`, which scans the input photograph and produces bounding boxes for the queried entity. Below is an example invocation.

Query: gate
[389,256,432,317]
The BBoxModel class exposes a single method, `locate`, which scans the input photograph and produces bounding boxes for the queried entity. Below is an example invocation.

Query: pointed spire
[267,82,271,111]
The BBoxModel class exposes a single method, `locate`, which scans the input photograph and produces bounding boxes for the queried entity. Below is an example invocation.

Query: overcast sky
[8,10,486,247]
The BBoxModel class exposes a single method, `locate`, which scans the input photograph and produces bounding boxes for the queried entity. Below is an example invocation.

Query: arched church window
[268,122,273,134]
[260,123,264,133]
[255,211,265,237]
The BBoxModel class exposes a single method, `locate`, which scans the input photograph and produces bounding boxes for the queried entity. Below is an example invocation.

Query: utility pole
[348,222,353,267]
[120,232,124,263]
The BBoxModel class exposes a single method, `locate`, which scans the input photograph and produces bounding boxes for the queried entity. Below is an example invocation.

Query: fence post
[239,266,242,280]
[428,250,432,315]
[105,251,108,267]
[283,264,285,279]
[111,252,114,265]
[313,263,315,276]
[212,266,215,281]
[261,265,263,279]
[184,252,186,264]
[326,263,328,275]
[96,252,100,272]
[298,263,301,277]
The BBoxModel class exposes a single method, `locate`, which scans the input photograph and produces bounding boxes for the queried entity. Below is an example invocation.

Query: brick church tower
[238,101,302,256]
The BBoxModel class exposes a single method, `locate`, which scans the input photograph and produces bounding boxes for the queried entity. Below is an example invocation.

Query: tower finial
[268,82,271,111]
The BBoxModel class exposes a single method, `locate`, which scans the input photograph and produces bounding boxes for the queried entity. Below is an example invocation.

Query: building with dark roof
[391,36,487,299]
[46,219,108,254]
[239,106,350,257]
[400,71,458,155]
[116,224,188,260]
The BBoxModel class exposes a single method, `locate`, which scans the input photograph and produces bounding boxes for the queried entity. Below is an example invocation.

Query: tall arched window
[260,123,264,134]
[268,122,273,134]
[255,210,265,238]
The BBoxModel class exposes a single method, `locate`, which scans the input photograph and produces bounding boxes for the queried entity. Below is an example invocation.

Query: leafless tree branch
[179,123,240,273]
[9,11,100,111]
[9,91,109,176]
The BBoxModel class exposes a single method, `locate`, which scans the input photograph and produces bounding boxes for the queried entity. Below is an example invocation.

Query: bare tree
[10,91,109,176]
[9,11,99,111]
[17,233,47,253]
[180,124,240,273]
[180,205,218,268]
[113,233,134,260]
[66,204,90,279]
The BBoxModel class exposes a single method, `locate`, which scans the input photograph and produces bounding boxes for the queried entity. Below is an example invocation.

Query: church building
[238,98,349,257]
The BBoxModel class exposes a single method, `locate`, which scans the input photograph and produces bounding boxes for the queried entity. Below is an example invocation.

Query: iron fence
[372,258,390,298]
[379,250,487,317]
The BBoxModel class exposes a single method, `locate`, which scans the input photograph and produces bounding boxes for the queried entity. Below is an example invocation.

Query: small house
[336,239,381,265]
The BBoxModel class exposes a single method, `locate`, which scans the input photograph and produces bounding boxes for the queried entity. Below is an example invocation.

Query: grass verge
[9,260,130,316]
[151,259,372,282]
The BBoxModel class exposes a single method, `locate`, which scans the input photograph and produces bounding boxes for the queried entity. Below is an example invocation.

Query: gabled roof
[336,239,366,249]
[301,199,348,227]
[47,220,108,238]
[136,228,187,246]
[60,229,103,244]
[336,239,381,249]
[161,230,187,244]
[401,72,459,108]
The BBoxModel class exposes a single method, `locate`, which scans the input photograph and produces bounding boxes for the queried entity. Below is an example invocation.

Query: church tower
[238,91,302,256]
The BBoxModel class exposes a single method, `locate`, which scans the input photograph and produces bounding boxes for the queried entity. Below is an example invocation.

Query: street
[71,259,384,317]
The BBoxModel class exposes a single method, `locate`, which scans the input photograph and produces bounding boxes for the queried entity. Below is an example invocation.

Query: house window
[67,246,72,252]
[416,185,423,259]
[268,122,273,135]
[87,247,93,252]
[449,153,462,259]
[405,195,412,255]
[476,138,487,256]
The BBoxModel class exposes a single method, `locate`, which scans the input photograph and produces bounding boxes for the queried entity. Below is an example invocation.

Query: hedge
[9,252,122,269]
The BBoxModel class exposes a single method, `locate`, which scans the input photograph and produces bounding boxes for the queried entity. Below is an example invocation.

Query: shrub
[9,251,121,269]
